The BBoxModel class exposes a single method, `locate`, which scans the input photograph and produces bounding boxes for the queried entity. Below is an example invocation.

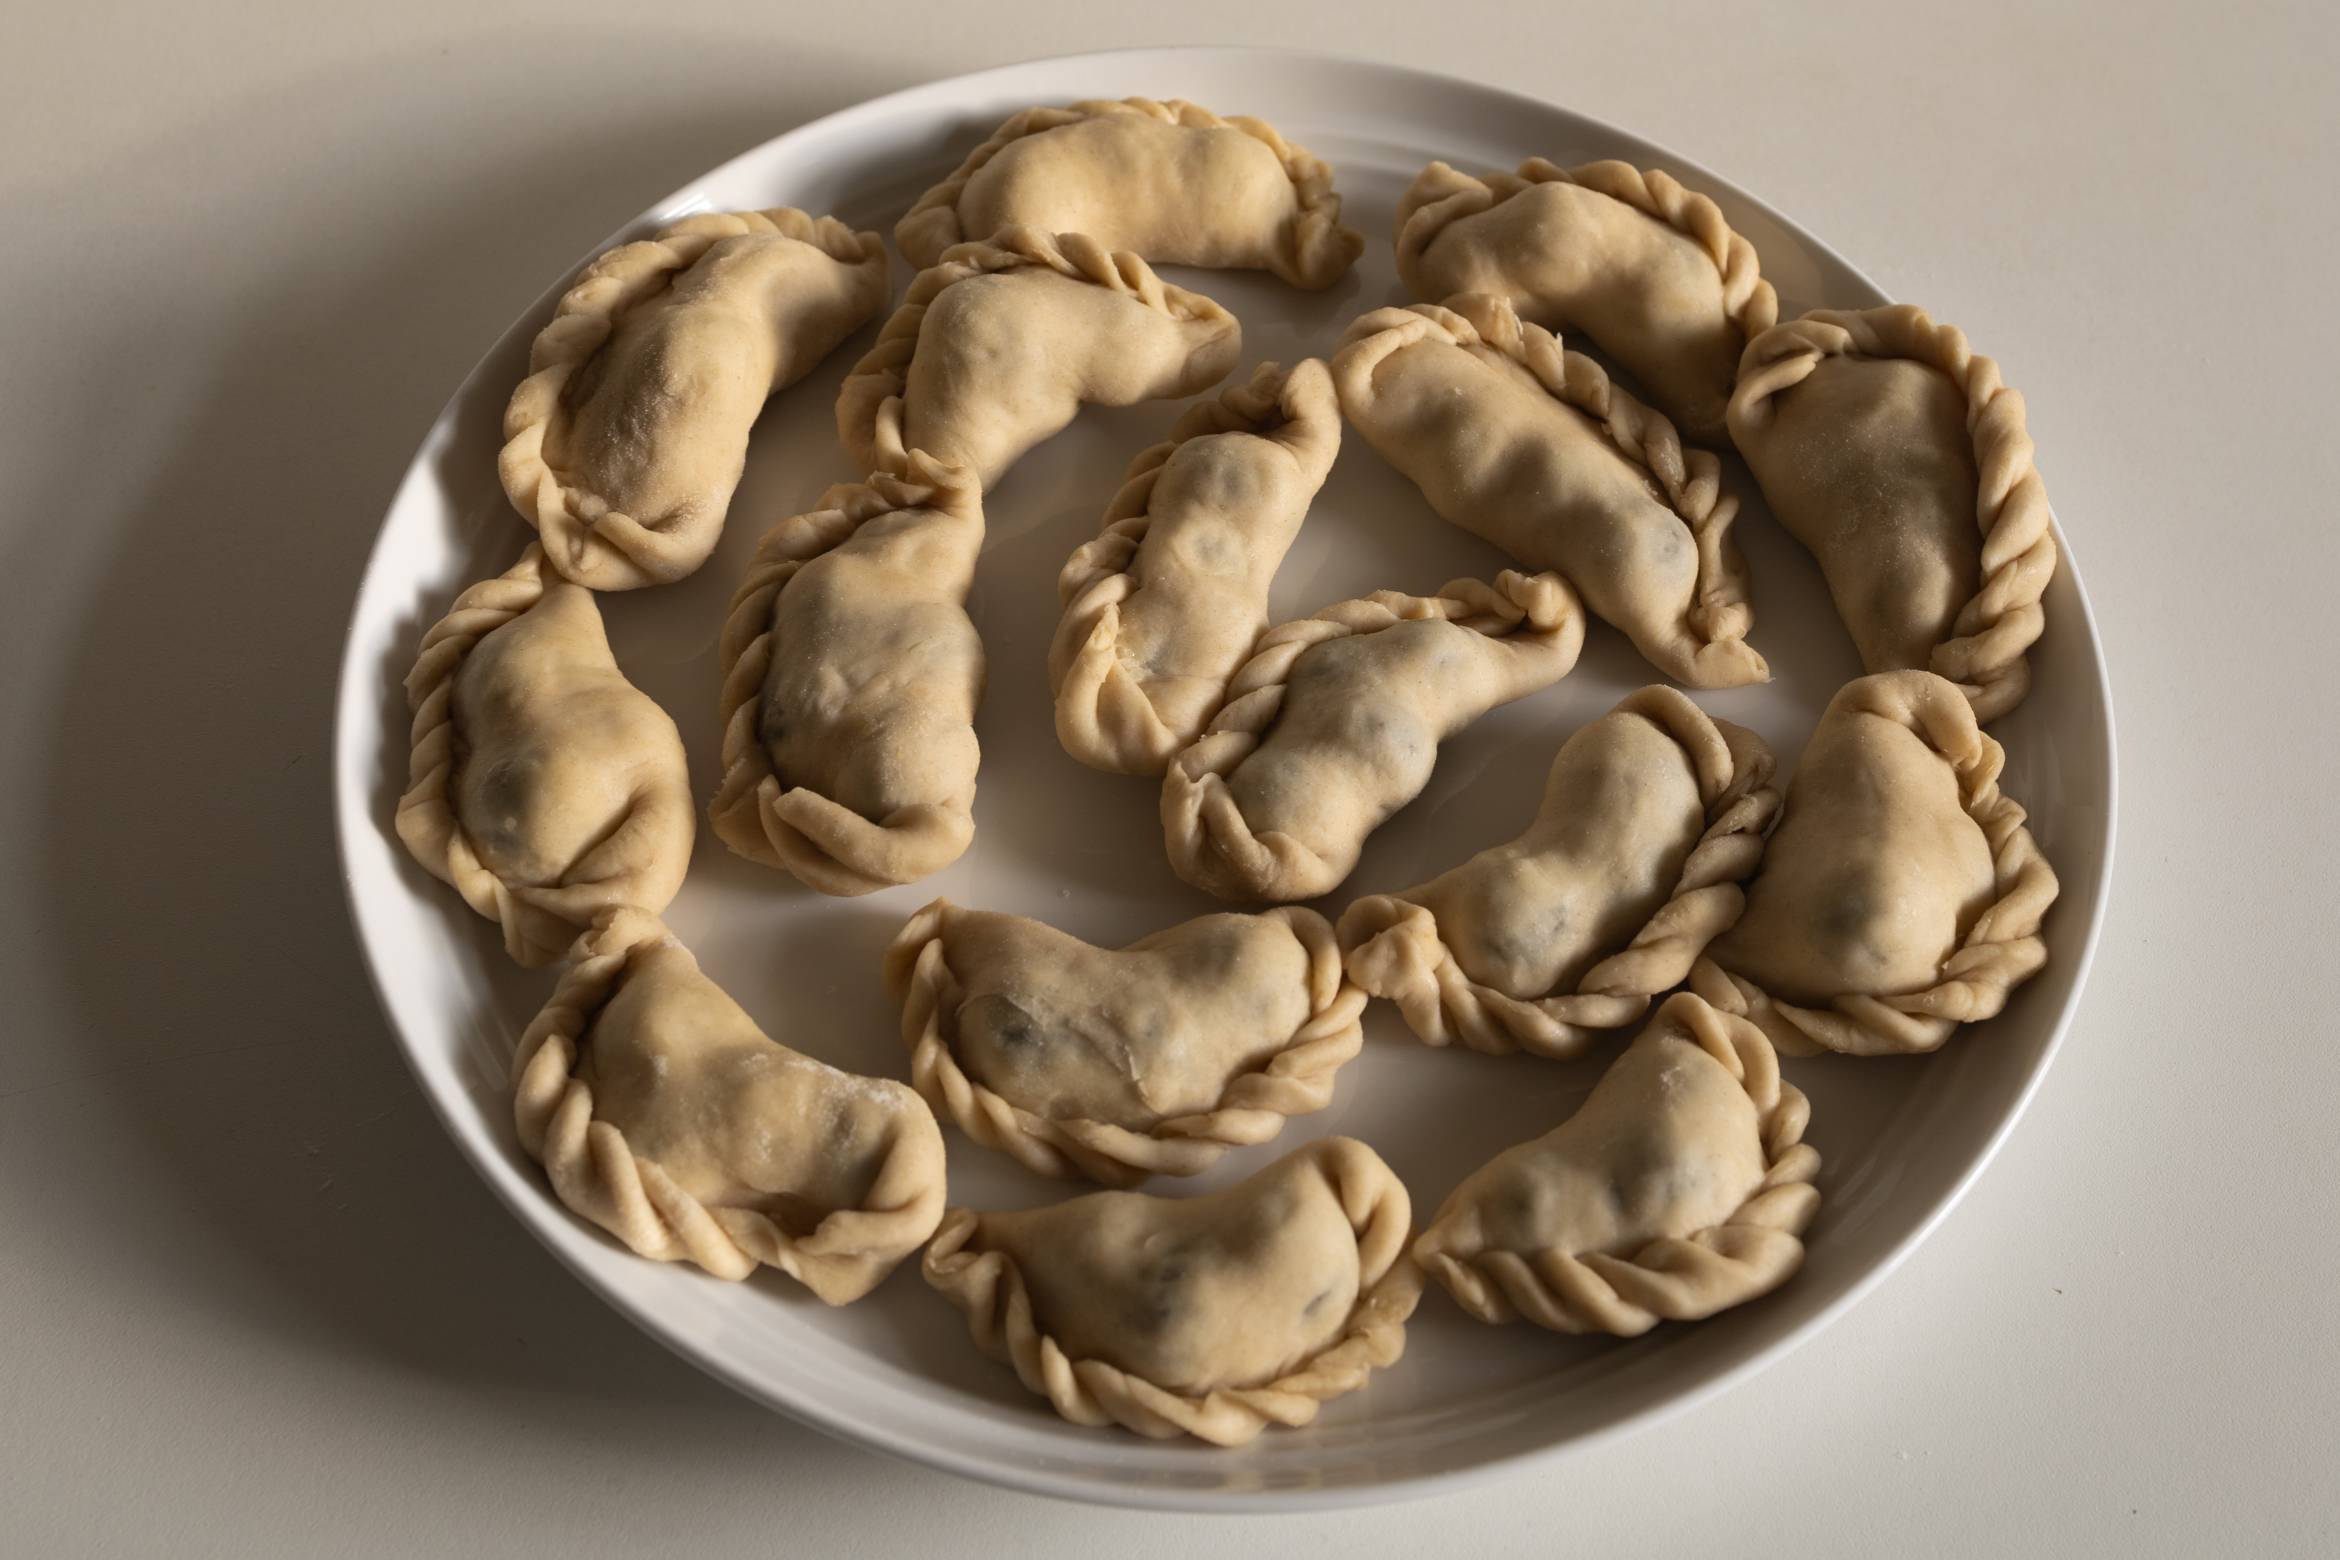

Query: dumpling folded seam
[895,97,1361,288]
[887,900,1367,1184]
[510,909,946,1303]
[1341,685,1779,1059]
[710,450,984,896]
[1394,157,1777,440]
[498,208,888,589]
[921,1138,1422,1444]
[1692,670,2059,1055]
[1162,569,1587,902]
[1050,358,1340,775]
[394,545,692,966]
[1729,305,2057,722]
[1334,295,1765,686]
[1415,993,1820,1336]
[835,226,1241,488]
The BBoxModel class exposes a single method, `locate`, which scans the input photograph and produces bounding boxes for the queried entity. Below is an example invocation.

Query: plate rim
[331,42,2120,1513]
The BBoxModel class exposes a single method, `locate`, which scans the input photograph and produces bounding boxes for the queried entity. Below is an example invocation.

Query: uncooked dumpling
[1163,570,1586,903]
[896,97,1362,289]
[922,1137,1420,1443]
[1050,359,1340,775]
[1341,686,1776,1060]
[394,546,692,966]
[1414,992,1820,1335]
[499,208,888,590]
[836,228,1241,489]
[511,910,946,1303]
[710,451,984,896]
[1394,158,1777,442]
[1692,670,2059,1055]
[885,898,1365,1185]
[1727,305,2058,722]
[1334,295,1765,688]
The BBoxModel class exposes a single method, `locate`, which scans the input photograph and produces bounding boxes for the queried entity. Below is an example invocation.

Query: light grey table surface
[3,2,2332,1554]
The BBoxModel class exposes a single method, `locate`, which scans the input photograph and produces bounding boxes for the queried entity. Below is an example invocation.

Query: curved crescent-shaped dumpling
[1727,305,2058,723]
[1414,992,1820,1336]
[1334,295,1766,688]
[499,209,889,590]
[896,97,1363,289]
[884,898,1366,1186]
[1049,359,1341,775]
[511,910,947,1303]
[922,1137,1420,1444]
[1163,570,1587,903]
[836,228,1241,490]
[1394,158,1778,442]
[1341,686,1777,1061]
[1691,670,2060,1056]
[393,547,692,967]
[710,452,984,896]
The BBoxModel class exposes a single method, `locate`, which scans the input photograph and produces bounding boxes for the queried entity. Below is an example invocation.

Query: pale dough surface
[499,209,887,589]
[1414,992,1820,1335]
[1695,670,2059,1056]
[1334,294,1765,687]
[922,1137,1421,1443]
[896,98,1362,287]
[394,547,692,966]
[836,228,1241,489]
[1050,359,1340,775]
[1161,570,1585,902]
[710,452,985,895]
[1394,158,1778,440]
[1340,685,1775,1058]
[884,899,1365,1184]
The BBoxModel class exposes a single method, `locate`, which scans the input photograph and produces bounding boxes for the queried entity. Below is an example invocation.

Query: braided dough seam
[1396,156,1778,346]
[921,1140,1422,1444]
[393,546,684,966]
[1691,671,2060,1055]
[1729,305,2058,722]
[1336,295,1766,686]
[498,208,885,590]
[895,97,1362,287]
[836,227,1239,481]
[1415,993,1820,1335]
[884,900,1367,1186]
[1161,568,1586,902]
[1048,359,1339,775]
[510,908,945,1303]
[708,450,981,896]
[1340,686,1779,1059]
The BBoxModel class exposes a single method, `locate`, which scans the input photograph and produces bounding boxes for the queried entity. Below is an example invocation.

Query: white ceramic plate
[334,47,2116,1512]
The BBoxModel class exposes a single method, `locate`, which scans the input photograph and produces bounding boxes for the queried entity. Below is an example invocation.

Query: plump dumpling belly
[758,533,982,829]
[948,916,1311,1126]
[1753,354,1981,673]
[450,584,678,888]
[578,944,913,1231]
[991,1157,1361,1393]
[957,114,1296,270]
[1715,711,1996,1003]
[1421,711,1705,996]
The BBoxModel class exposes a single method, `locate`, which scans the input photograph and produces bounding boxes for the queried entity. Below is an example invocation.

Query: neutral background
[3,2,2332,1554]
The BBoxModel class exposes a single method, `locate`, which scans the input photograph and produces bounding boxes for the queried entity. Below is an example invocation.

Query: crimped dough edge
[708,448,982,896]
[921,1138,1422,1444]
[510,908,946,1303]
[883,898,1367,1186]
[1340,686,1779,1059]
[1413,991,1821,1335]
[895,97,1362,288]
[1690,669,2061,1055]
[1728,304,2058,722]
